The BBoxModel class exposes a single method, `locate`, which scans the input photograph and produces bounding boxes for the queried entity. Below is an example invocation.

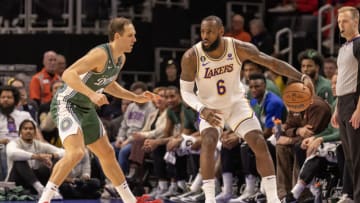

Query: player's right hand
[200,107,223,127]
[88,92,109,106]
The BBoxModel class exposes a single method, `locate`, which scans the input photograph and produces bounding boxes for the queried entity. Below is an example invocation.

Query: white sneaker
[215,191,232,203]
[148,186,167,199]
[228,188,257,203]
[170,190,199,202]
[183,191,205,202]
[52,191,63,200]
[157,184,179,199]
[337,194,354,203]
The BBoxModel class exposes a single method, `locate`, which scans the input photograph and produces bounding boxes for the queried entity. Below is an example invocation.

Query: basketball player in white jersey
[180,16,313,203]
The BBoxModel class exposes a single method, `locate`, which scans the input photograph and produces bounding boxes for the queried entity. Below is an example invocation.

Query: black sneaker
[281,193,297,203]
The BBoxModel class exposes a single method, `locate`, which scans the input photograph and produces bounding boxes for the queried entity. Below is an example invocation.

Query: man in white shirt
[6,119,64,196]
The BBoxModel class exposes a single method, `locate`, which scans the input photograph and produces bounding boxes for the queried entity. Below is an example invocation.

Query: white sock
[202,179,216,202]
[190,173,202,192]
[32,181,44,194]
[159,180,168,190]
[222,173,233,194]
[261,175,280,202]
[291,182,305,199]
[245,174,256,191]
[38,181,58,203]
[115,181,136,203]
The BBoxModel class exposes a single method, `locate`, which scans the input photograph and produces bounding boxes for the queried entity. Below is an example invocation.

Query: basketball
[282,82,312,112]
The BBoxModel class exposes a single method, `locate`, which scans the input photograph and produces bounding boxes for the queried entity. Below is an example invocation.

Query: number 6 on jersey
[217,79,226,95]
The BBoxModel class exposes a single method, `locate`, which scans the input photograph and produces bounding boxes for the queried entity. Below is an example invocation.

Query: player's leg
[228,100,280,203]
[88,135,137,200]
[39,130,86,203]
[198,118,220,203]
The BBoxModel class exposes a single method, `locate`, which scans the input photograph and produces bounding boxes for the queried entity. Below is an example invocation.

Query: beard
[0,104,15,116]
[202,36,221,52]
[306,71,316,79]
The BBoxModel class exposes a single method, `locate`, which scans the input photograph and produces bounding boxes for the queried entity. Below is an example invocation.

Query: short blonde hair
[338,6,359,20]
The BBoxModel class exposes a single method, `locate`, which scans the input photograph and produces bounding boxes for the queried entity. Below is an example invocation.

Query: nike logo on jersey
[204,64,234,79]
[202,62,210,66]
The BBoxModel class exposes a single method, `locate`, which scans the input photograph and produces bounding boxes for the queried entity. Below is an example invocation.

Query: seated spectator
[156,59,179,88]
[282,78,340,202]
[30,50,60,105]
[224,14,251,42]
[38,80,64,147]
[8,77,38,122]
[115,82,155,174]
[249,19,274,55]
[323,57,338,80]
[127,87,168,179]
[276,86,332,199]
[299,49,334,104]
[143,86,198,199]
[60,150,101,199]
[242,60,281,97]
[6,119,64,197]
[55,54,67,77]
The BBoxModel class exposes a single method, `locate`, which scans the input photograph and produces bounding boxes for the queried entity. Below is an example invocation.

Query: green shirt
[315,75,334,105]
[167,102,198,133]
[315,97,339,142]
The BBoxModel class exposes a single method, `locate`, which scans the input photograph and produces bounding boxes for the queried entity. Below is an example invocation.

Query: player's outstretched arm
[234,40,314,94]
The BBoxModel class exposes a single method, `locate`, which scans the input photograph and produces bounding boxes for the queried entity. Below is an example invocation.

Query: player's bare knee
[67,148,85,163]
[201,128,218,149]
[244,130,268,154]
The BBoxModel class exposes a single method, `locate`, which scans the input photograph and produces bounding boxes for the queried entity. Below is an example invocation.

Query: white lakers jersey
[194,37,245,109]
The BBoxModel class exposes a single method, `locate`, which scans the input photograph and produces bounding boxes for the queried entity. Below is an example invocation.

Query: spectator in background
[30,50,60,105]
[299,49,334,104]
[276,91,332,199]
[60,150,101,199]
[56,54,67,77]
[115,81,155,174]
[38,80,64,147]
[249,18,274,55]
[323,57,338,80]
[242,60,281,97]
[8,77,38,122]
[0,86,43,180]
[225,14,251,42]
[156,59,179,88]
[6,119,64,197]
[128,86,168,179]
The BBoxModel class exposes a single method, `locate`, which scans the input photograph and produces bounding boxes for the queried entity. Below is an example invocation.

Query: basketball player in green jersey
[39,17,161,203]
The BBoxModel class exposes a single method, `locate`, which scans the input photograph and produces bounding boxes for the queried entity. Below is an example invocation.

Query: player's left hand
[349,108,360,129]
[135,91,161,103]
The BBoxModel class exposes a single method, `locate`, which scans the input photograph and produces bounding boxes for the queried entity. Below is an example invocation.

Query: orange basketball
[282,82,312,112]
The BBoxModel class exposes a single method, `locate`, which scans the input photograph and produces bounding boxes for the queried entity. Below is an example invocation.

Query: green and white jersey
[56,43,122,108]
